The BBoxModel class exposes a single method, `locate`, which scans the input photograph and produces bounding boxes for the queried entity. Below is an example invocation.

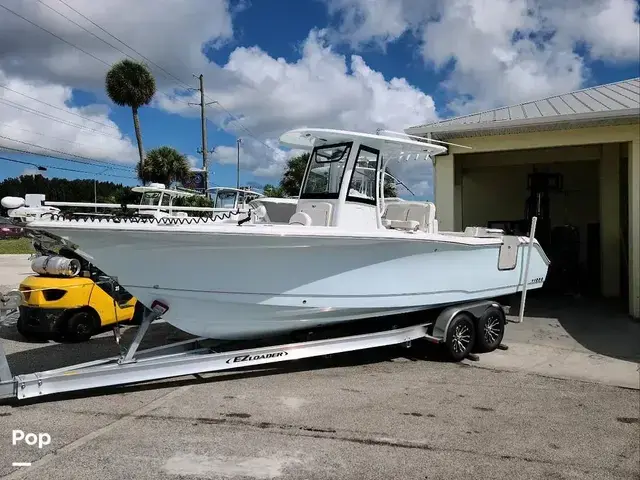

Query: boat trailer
[0,298,517,402]
[0,216,539,402]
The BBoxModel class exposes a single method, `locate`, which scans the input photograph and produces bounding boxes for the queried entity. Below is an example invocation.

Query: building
[406,77,640,319]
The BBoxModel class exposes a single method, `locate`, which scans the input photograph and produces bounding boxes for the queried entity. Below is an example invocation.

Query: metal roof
[406,77,640,138]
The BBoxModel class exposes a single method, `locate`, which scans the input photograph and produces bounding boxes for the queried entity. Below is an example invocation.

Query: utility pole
[236,138,241,189]
[198,74,207,176]
[189,74,215,191]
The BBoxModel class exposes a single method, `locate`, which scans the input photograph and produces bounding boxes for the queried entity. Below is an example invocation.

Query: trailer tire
[444,313,475,362]
[65,311,97,342]
[474,306,505,353]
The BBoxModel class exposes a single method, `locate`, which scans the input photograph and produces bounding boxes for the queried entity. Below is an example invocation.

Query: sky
[0,0,638,200]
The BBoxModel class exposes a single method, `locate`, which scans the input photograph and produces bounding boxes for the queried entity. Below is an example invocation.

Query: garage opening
[458,144,629,302]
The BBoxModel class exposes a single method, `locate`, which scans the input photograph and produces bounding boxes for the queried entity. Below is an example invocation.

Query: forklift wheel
[65,311,96,342]
[130,301,146,325]
[16,315,50,341]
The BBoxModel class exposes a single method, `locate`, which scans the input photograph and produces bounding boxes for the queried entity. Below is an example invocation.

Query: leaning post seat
[381,201,437,232]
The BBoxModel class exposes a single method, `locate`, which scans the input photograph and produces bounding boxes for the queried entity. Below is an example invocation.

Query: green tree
[135,146,191,186]
[0,175,130,215]
[383,173,397,197]
[172,194,214,217]
[263,184,285,197]
[279,153,310,197]
[105,59,156,175]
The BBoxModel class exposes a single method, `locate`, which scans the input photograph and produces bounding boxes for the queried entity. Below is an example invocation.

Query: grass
[0,237,34,255]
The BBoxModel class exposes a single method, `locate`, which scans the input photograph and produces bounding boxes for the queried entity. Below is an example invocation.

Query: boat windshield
[140,192,161,206]
[301,143,351,199]
[346,147,379,204]
[213,191,237,209]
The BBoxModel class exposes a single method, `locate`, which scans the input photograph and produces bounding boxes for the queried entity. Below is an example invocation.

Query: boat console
[279,129,447,233]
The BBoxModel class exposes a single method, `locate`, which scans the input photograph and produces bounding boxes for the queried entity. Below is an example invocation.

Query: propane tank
[31,255,81,277]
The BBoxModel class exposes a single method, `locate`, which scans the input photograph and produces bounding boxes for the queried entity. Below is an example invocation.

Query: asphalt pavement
[0,254,638,479]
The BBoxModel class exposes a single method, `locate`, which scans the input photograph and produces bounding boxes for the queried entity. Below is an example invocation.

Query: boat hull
[34,227,550,339]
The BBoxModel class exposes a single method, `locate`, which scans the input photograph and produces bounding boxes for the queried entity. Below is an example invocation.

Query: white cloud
[211,139,305,180]
[325,0,438,48]
[0,0,234,172]
[0,0,438,196]
[186,155,200,168]
[0,70,139,166]
[0,0,234,93]
[163,29,439,182]
[5,0,635,200]
[325,0,640,113]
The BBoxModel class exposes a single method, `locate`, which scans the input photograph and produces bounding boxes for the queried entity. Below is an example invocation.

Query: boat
[130,183,200,218]
[207,186,299,224]
[208,186,263,210]
[0,128,550,341]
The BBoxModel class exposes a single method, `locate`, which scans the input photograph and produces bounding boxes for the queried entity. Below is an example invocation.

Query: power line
[54,0,195,89]
[1,0,188,118]
[0,98,126,140]
[0,155,136,179]
[0,2,111,67]
[0,84,121,131]
[5,0,281,157]
[0,121,123,155]
[44,0,277,154]
[0,134,135,170]
[205,98,279,154]
[36,0,191,105]
[0,143,134,172]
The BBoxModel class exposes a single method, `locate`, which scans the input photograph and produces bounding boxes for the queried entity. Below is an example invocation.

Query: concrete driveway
[0,254,638,479]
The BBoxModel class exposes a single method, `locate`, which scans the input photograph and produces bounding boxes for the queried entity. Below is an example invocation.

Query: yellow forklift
[17,242,145,342]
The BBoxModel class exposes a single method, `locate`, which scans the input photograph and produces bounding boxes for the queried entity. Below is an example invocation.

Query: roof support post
[599,143,621,298]
[434,153,455,231]
[628,139,640,319]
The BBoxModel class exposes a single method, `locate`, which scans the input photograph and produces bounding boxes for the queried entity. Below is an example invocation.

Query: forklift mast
[524,171,563,250]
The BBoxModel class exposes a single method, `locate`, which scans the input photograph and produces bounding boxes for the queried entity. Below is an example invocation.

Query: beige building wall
[460,160,599,266]
[431,123,639,318]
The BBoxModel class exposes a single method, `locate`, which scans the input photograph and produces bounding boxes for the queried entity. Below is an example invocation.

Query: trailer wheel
[444,313,475,361]
[65,311,96,342]
[474,306,505,353]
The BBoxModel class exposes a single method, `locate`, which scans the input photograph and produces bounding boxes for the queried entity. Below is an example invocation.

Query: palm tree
[105,59,156,175]
[135,146,191,186]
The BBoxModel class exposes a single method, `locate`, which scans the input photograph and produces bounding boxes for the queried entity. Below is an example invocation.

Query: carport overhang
[405,112,640,320]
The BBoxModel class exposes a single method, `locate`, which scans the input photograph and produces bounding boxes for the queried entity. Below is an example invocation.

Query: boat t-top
[132,183,199,218]
[208,186,263,210]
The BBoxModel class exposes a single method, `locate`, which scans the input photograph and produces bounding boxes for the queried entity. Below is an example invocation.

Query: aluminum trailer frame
[0,298,511,401]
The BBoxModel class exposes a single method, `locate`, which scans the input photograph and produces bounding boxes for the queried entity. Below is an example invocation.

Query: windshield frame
[345,144,380,206]
[213,190,238,209]
[139,192,161,206]
[299,141,353,201]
